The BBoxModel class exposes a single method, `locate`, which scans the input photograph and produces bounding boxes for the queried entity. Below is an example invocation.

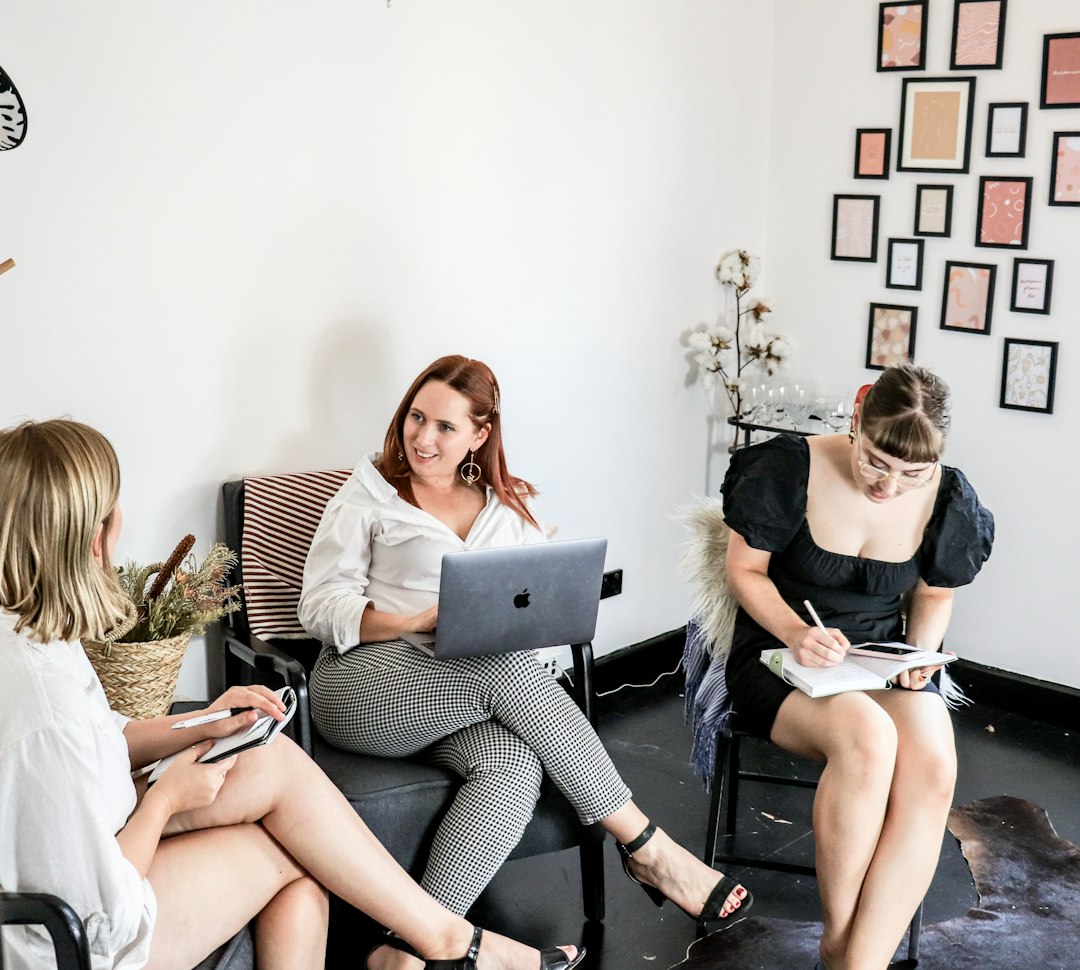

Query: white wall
[1,1,775,697]
[766,0,1080,688]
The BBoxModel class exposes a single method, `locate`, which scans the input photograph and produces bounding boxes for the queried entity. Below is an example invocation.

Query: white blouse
[0,612,156,970]
[299,453,547,651]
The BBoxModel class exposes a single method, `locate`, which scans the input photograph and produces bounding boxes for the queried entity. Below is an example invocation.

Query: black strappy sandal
[617,821,753,921]
[426,926,585,970]
[364,931,422,968]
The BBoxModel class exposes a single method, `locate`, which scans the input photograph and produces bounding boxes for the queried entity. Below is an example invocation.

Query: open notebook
[148,686,296,784]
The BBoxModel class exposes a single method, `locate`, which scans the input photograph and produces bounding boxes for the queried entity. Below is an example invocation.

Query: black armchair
[0,893,90,970]
[219,472,606,921]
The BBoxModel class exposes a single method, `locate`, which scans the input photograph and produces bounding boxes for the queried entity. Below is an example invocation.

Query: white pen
[803,599,841,648]
[171,707,253,730]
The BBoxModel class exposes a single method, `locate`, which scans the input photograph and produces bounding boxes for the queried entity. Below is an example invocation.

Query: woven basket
[83,632,191,719]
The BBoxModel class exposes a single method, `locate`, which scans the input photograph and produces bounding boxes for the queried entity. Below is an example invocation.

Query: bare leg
[842,691,956,970]
[155,736,577,969]
[770,690,899,966]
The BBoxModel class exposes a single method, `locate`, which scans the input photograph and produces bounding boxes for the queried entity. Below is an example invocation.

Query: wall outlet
[535,645,571,679]
[601,568,623,598]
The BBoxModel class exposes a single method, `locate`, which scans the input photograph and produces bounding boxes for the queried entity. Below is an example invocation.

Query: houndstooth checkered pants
[309,640,632,914]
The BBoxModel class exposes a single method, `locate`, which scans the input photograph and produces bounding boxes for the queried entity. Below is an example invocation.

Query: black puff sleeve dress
[721,435,994,739]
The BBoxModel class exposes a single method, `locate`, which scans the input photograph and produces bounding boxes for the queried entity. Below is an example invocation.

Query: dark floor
[460,671,1080,970]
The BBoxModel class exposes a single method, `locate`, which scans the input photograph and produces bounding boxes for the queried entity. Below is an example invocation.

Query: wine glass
[821,396,851,434]
[785,385,812,431]
[740,384,768,425]
[768,384,787,429]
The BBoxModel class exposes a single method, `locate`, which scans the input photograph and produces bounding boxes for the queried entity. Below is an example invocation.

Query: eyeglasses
[856,432,938,491]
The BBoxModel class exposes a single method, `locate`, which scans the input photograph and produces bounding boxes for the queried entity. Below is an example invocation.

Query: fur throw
[676,497,739,660]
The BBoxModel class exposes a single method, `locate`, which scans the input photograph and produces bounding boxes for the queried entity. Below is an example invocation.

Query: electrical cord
[559,657,684,697]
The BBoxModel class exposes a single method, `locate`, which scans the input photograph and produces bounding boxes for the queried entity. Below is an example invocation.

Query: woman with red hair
[301,356,752,970]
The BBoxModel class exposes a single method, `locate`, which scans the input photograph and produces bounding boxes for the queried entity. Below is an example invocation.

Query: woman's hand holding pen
[182,685,287,739]
[791,599,850,667]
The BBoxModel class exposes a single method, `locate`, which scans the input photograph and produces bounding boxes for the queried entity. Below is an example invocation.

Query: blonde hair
[0,420,128,642]
[860,362,950,464]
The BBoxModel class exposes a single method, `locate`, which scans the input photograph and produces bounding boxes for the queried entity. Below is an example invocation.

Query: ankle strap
[621,821,657,856]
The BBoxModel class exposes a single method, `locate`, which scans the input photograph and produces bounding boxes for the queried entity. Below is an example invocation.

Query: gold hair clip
[492,385,500,414]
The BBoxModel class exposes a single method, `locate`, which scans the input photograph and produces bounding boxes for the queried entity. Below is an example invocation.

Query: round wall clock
[0,63,28,151]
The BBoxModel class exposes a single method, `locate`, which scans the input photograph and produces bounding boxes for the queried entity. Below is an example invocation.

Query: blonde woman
[0,419,582,970]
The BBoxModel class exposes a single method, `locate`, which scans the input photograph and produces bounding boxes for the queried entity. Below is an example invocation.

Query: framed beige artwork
[866,303,918,370]
[1000,339,1057,414]
[913,184,954,236]
[898,77,977,173]
[831,195,880,262]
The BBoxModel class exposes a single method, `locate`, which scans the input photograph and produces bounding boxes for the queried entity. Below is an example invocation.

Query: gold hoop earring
[460,451,481,485]
[848,427,857,445]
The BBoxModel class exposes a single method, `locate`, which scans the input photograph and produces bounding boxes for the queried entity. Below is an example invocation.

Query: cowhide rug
[670,795,1080,970]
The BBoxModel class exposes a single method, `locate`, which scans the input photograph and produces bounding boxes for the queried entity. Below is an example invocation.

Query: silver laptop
[401,538,607,659]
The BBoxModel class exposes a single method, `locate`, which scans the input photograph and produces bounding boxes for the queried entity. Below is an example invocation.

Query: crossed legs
[143,734,576,970]
[770,688,956,970]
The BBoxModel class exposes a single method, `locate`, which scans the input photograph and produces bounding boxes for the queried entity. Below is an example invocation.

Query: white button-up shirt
[0,612,156,970]
[299,453,547,652]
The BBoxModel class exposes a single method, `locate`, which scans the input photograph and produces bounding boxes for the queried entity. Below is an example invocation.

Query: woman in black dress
[723,363,993,970]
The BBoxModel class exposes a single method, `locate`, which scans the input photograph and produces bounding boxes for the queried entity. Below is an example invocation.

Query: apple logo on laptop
[513,589,531,609]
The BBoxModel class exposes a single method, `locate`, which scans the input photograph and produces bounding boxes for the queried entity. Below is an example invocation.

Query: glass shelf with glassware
[728,385,854,450]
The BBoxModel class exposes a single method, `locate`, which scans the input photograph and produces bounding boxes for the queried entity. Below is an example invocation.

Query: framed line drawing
[866,303,918,370]
[985,102,1027,158]
[1010,258,1054,315]
[886,238,924,290]
[898,77,977,173]
[878,1,928,72]
[975,176,1032,249]
[1042,32,1080,109]
[913,184,954,237]
[855,129,892,179]
[940,261,996,334]
[0,63,28,151]
[1049,132,1080,206]
[1000,338,1058,414]
[950,0,1008,70]
[831,195,880,262]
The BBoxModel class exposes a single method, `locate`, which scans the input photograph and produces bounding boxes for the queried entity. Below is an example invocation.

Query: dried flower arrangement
[112,535,242,643]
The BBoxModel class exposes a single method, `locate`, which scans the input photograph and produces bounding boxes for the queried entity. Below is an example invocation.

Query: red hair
[375,356,539,529]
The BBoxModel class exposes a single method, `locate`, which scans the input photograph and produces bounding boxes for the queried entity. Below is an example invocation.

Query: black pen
[171,707,256,730]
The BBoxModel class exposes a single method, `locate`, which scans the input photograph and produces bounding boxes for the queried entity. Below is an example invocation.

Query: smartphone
[848,643,922,660]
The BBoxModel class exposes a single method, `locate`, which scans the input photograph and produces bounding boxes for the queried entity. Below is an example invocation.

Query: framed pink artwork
[940,261,996,334]
[1000,339,1058,414]
[1049,132,1080,206]
[1010,258,1054,315]
[855,129,892,179]
[975,176,1032,249]
[950,0,1007,70]
[878,1,928,72]
[913,184,954,236]
[866,303,918,370]
[1042,32,1080,109]
[898,77,977,173]
[831,195,880,262]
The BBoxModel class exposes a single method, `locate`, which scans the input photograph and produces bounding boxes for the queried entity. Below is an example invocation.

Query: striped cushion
[241,469,351,640]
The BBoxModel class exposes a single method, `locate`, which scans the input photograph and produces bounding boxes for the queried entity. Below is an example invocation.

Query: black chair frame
[0,893,91,970]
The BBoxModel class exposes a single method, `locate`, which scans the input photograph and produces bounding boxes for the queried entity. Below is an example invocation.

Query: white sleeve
[0,727,149,962]
[298,496,375,649]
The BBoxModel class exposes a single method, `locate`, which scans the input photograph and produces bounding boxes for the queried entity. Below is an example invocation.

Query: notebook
[400,538,607,660]
[148,686,296,784]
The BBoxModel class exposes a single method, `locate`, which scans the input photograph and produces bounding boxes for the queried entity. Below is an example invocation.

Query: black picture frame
[831,194,881,262]
[975,175,1032,250]
[1000,338,1058,413]
[913,184,954,237]
[0,63,29,152]
[1010,258,1054,315]
[866,303,918,370]
[1041,32,1080,110]
[878,1,929,72]
[985,102,1027,158]
[940,261,997,335]
[1049,132,1080,207]
[950,0,1008,71]
[885,238,924,290]
[897,76,977,174]
[854,128,892,179]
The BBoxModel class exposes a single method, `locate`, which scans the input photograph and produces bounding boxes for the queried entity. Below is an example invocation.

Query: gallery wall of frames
[831,0,1077,415]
